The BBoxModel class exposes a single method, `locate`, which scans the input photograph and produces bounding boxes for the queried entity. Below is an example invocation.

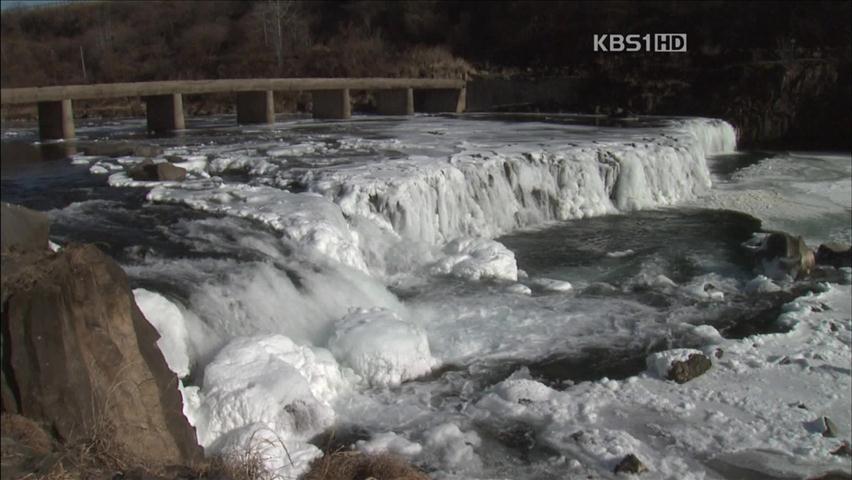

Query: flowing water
[2,113,850,480]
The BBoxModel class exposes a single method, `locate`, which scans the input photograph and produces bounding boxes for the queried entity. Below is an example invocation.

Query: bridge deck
[0,78,465,105]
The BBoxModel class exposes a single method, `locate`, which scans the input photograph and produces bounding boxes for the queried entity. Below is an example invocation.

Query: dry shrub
[192,452,270,480]
[395,45,475,80]
[303,451,429,480]
[56,410,133,476]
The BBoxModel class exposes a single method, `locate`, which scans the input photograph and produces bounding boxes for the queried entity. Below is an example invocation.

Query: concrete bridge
[0,78,466,140]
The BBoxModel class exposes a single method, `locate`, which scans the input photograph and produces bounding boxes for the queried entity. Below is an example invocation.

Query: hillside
[1,0,850,148]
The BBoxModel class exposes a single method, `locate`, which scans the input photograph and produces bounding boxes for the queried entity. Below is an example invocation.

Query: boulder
[668,354,712,383]
[0,244,202,465]
[156,162,187,181]
[128,159,158,181]
[614,454,648,475]
[822,416,839,438]
[815,243,852,269]
[756,232,815,278]
[0,203,49,253]
[647,349,712,384]
[128,160,187,182]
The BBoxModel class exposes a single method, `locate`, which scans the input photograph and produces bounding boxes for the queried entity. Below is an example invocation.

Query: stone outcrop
[1,243,202,466]
[668,354,713,384]
[128,159,187,182]
[756,232,815,279]
[1,202,49,253]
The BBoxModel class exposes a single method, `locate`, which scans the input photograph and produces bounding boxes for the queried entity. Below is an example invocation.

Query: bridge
[0,78,467,140]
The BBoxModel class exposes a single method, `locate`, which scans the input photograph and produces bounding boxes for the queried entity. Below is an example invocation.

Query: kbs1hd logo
[594,34,687,53]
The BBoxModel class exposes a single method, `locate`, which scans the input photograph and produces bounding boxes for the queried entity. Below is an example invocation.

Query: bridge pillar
[37,99,75,140]
[236,90,274,124]
[144,94,185,133]
[375,88,414,115]
[415,87,466,113]
[312,89,351,119]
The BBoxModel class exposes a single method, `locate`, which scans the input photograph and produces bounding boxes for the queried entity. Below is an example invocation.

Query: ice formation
[328,308,437,387]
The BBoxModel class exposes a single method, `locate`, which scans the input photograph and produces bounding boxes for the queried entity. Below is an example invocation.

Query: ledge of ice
[134,288,192,378]
[148,184,369,273]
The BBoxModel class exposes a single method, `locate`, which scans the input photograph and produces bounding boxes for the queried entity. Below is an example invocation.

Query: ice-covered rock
[356,431,423,457]
[423,423,482,470]
[191,335,349,450]
[328,308,437,387]
[429,237,518,281]
[528,277,574,292]
[646,349,712,383]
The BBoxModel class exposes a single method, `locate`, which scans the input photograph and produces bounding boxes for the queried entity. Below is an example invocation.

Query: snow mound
[429,237,518,281]
[328,308,437,387]
[356,431,423,457]
[190,335,349,453]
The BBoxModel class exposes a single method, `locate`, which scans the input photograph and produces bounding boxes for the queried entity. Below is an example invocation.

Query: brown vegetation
[303,451,429,480]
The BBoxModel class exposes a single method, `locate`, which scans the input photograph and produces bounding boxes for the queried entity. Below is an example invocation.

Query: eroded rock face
[0,244,202,466]
[0,202,49,253]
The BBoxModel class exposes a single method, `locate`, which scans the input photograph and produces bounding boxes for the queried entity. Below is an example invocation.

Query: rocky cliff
[1,210,202,467]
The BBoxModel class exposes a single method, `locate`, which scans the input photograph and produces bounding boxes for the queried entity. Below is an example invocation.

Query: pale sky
[1,0,69,11]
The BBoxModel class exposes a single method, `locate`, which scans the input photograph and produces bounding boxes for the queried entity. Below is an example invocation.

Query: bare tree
[254,0,309,73]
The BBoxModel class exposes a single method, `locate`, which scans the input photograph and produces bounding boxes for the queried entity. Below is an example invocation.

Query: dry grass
[1,414,56,455]
[303,451,429,480]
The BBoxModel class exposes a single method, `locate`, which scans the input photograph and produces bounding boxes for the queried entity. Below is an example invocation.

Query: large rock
[0,203,49,253]
[647,349,712,384]
[815,243,852,269]
[0,244,202,465]
[756,232,815,279]
[156,162,188,181]
[128,160,187,182]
